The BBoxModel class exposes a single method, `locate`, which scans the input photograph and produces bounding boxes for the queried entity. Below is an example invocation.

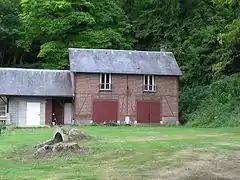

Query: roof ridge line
[68,48,173,54]
[0,68,71,72]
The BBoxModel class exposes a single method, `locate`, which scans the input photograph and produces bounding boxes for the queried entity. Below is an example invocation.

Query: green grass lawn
[0,126,240,180]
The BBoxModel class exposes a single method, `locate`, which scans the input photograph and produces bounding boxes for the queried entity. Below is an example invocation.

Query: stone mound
[68,128,89,142]
[33,126,90,157]
[34,142,87,157]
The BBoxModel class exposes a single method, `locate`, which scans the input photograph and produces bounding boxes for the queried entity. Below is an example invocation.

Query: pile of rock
[68,128,89,142]
[34,142,85,157]
[33,127,89,157]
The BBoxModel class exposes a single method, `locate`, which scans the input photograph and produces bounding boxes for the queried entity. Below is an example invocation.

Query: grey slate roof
[69,48,182,76]
[0,68,73,97]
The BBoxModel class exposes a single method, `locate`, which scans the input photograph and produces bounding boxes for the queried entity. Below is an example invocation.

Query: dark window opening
[144,75,155,91]
[100,73,112,90]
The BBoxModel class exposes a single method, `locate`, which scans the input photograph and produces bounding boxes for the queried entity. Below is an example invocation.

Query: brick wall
[74,73,179,123]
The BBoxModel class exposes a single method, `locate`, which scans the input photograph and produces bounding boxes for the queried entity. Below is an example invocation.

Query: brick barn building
[0,48,182,126]
[69,48,182,125]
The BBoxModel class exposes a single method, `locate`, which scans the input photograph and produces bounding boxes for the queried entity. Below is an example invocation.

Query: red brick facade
[73,73,179,124]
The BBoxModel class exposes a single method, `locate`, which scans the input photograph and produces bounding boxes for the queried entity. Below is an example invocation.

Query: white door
[64,103,72,124]
[26,102,41,126]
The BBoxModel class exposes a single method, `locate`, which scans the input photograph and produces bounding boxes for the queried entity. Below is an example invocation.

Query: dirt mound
[68,128,89,142]
[33,142,88,157]
[33,127,90,158]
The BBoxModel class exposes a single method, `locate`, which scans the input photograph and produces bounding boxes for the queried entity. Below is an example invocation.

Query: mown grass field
[0,126,240,180]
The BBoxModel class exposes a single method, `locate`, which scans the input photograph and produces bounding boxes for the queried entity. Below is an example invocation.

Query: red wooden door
[137,101,160,124]
[149,101,161,123]
[137,101,150,123]
[92,100,118,123]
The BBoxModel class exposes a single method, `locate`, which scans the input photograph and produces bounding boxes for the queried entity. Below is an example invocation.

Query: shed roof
[69,48,182,76]
[0,68,73,97]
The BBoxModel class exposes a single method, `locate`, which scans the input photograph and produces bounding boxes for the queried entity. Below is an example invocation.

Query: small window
[144,75,155,91]
[0,97,7,117]
[100,73,112,90]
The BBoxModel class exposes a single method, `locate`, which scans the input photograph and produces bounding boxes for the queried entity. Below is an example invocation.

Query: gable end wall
[73,73,179,124]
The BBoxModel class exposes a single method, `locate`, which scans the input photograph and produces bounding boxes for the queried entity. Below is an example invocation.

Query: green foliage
[38,41,68,69]
[132,0,179,51]
[187,74,240,127]
[179,85,209,124]
[1,0,239,76]
[131,0,236,86]
[18,0,133,69]
[0,124,6,134]
[217,0,240,76]
[19,0,95,69]
[0,0,19,40]
[0,0,22,67]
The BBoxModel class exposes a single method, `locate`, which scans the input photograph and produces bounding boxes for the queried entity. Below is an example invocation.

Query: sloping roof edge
[68,48,182,76]
[0,68,73,97]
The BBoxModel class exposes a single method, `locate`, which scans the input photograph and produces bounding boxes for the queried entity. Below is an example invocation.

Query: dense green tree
[19,0,132,69]
[217,0,240,75]
[0,0,20,66]
[131,0,236,86]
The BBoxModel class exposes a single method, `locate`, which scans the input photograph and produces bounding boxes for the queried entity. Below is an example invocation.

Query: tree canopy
[1,0,239,76]
[18,0,132,69]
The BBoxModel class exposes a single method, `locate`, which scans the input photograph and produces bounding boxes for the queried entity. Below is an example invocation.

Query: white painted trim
[109,73,112,84]
[143,75,155,92]
[143,75,146,87]
[99,73,102,84]
[99,73,112,90]
[104,73,107,88]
